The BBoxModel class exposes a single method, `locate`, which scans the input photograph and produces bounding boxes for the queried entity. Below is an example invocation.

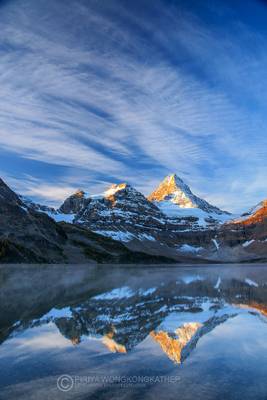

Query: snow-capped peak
[148,174,197,208]
[166,173,189,188]
[148,173,230,217]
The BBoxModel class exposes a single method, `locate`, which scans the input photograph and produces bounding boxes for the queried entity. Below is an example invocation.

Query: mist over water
[1,264,267,400]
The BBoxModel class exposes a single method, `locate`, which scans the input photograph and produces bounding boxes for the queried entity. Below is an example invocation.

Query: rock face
[0,179,66,263]
[0,178,22,205]
[59,190,90,214]
[73,183,166,241]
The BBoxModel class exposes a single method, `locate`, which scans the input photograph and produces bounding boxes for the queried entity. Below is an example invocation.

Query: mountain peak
[74,189,86,198]
[0,177,22,206]
[148,174,228,215]
[104,183,129,198]
[232,199,267,226]
[148,174,195,207]
[165,173,184,185]
[59,189,89,214]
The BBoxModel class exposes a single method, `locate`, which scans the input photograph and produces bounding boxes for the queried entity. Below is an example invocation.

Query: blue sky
[1,0,267,212]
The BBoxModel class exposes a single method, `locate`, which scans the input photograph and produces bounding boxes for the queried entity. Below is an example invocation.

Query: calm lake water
[1,264,267,400]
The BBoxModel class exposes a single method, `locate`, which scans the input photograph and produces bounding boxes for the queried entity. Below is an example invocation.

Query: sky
[0,0,267,212]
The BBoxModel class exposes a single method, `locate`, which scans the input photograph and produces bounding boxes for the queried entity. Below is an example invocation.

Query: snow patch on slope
[245,278,258,287]
[178,244,203,253]
[242,240,255,248]
[137,233,156,241]
[214,277,221,290]
[93,286,134,300]
[157,201,231,226]
[180,275,204,284]
[212,239,219,250]
[48,212,75,223]
[93,230,134,242]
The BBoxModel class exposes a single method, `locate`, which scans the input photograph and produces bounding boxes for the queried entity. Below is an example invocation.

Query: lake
[1,264,267,400]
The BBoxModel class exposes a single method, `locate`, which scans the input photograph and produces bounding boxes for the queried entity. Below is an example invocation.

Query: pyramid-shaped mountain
[148,174,229,217]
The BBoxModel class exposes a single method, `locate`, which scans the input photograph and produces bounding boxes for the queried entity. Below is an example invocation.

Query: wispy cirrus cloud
[0,0,267,211]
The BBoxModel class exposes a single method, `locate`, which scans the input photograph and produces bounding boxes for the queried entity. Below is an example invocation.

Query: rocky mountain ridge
[0,175,267,263]
[0,178,174,264]
[57,175,233,237]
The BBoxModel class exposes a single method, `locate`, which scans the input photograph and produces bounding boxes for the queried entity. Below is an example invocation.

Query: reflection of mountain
[1,265,267,364]
[235,302,267,317]
[102,327,127,353]
[151,314,236,364]
[151,322,202,364]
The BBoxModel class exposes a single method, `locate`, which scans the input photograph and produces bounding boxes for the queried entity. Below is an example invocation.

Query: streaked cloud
[0,0,267,211]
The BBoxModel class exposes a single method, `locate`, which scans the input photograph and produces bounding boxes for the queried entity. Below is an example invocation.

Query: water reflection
[1,264,267,399]
[1,265,267,360]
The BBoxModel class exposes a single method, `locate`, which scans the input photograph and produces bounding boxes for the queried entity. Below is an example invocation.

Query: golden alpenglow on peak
[148,174,227,215]
[147,173,197,208]
[104,183,128,198]
[231,200,267,226]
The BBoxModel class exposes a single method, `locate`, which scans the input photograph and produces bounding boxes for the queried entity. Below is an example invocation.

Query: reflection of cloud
[18,333,70,349]
[0,0,267,210]
[0,325,73,366]
[7,324,72,352]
